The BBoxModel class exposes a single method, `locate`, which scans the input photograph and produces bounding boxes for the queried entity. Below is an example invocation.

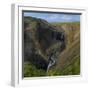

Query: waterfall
[46,52,57,73]
[46,47,61,73]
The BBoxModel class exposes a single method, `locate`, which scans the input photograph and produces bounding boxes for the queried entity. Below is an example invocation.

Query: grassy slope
[51,22,80,25]
[47,55,80,76]
[24,62,46,77]
[47,22,80,76]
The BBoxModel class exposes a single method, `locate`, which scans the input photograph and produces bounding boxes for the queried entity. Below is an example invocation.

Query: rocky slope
[24,16,66,71]
[51,22,80,47]
[50,22,80,72]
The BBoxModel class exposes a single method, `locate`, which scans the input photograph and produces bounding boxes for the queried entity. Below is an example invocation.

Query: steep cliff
[24,16,66,71]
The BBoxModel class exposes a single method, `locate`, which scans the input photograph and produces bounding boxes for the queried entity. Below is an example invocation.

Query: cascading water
[46,32,65,73]
[46,51,57,73]
[46,45,62,73]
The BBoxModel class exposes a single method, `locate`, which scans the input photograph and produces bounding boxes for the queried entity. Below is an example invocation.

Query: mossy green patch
[24,62,46,77]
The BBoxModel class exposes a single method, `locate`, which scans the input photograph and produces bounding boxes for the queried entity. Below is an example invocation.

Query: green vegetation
[24,55,80,77]
[24,62,46,77]
[47,55,80,76]
[51,22,80,25]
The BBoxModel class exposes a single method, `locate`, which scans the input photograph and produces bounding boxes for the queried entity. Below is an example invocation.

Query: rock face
[51,22,80,70]
[53,23,80,47]
[24,16,66,70]
[61,23,80,46]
